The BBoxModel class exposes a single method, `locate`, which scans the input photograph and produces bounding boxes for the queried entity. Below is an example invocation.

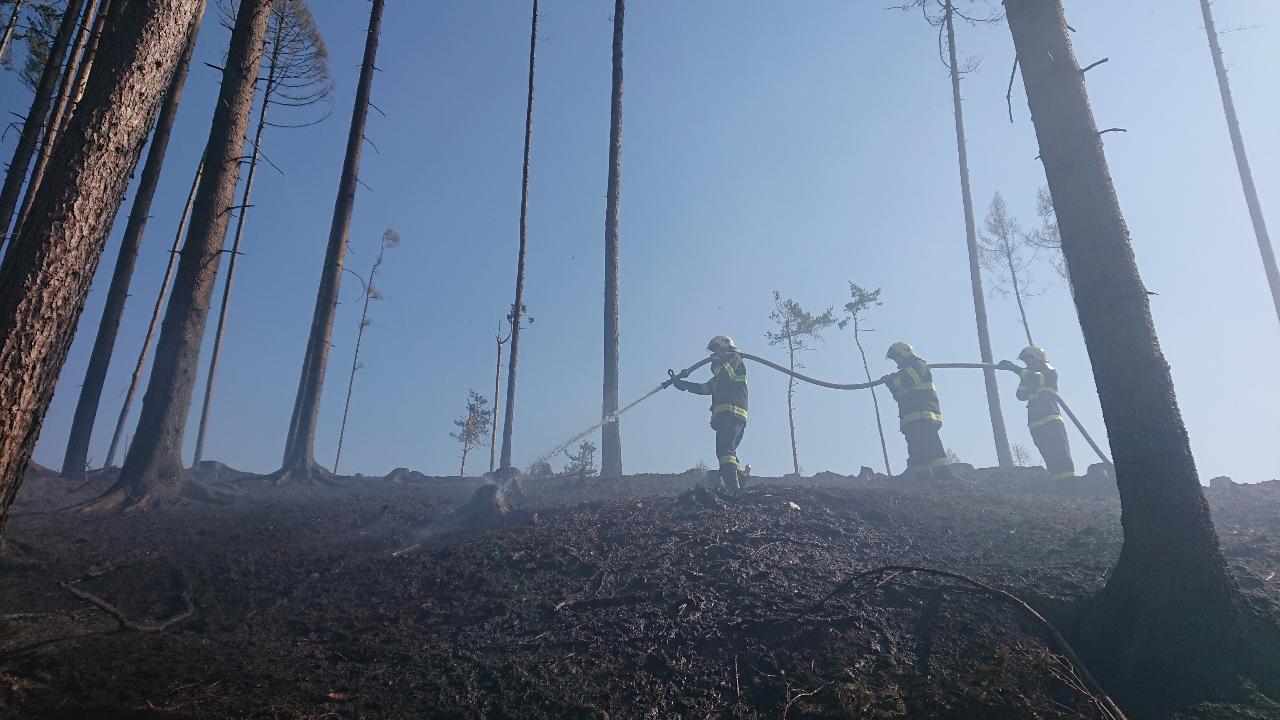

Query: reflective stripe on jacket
[686,353,749,422]
[1016,365,1063,428]
[886,359,941,430]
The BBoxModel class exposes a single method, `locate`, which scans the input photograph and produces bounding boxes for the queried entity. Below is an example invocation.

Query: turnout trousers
[1031,419,1075,480]
[902,419,947,471]
[712,414,746,490]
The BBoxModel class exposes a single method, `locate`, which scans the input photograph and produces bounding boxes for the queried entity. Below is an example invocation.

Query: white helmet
[1018,346,1048,365]
[707,335,736,353]
[886,341,917,361]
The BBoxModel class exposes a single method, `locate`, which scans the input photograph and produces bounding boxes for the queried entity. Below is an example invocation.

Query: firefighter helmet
[886,341,917,361]
[1018,346,1048,365]
[707,335,736,353]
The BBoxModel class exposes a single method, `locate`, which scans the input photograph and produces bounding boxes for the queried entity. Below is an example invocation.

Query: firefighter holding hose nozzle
[672,336,749,493]
[998,346,1076,481]
[882,341,955,480]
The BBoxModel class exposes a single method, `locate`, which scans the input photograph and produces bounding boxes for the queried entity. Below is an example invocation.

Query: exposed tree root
[73,475,237,514]
[57,575,193,633]
[810,564,1127,720]
[266,462,337,486]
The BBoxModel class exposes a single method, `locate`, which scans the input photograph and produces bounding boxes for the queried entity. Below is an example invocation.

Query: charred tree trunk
[1006,0,1280,711]
[1199,0,1279,327]
[0,0,203,541]
[498,0,538,472]
[599,0,625,480]
[854,324,891,475]
[14,0,102,238]
[103,159,203,470]
[60,0,206,480]
[945,0,1012,468]
[280,0,383,478]
[100,0,272,509]
[0,0,24,66]
[785,333,800,477]
[192,12,280,465]
[490,323,506,473]
[0,0,85,249]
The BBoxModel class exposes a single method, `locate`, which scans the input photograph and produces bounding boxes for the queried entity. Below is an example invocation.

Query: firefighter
[882,341,953,479]
[673,336,748,493]
[999,347,1075,480]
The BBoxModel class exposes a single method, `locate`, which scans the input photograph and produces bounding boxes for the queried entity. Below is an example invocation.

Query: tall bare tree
[103,160,204,470]
[498,0,538,473]
[0,0,204,541]
[194,0,330,465]
[840,283,891,475]
[1199,0,1278,327]
[1006,0,1280,711]
[93,0,274,510]
[60,0,208,480]
[490,318,509,473]
[279,0,383,480]
[979,191,1038,346]
[333,228,398,475]
[0,0,26,65]
[599,0,625,479]
[12,0,104,237]
[767,291,835,477]
[0,0,85,250]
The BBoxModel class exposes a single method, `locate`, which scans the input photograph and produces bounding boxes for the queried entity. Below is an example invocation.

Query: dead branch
[780,680,833,720]
[58,578,194,633]
[1081,57,1109,73]
[1098,128,1127,136]
[1005,57,1019,123]
[808,565,1126,720]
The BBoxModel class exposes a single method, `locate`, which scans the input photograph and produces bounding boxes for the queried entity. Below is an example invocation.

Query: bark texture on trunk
[1006,0,1279,711]
[0,0,202,541]
[103,159,203,470]
[108,0,272,505]
[599,0,625,479]
[945,0,1012,468]
[61,0,206,480]
[1198,0,1279,327]
[498,0,538,471]
[0,0,86,249]
[193,10,279,465]
[280,0,383,477]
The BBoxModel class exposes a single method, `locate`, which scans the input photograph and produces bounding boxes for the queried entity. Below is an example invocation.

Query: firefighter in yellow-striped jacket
[882,342,954,479]
[1000,346,1075,480]
[673,336,748,493]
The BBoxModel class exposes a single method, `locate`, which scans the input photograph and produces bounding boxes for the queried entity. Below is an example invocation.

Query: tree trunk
[1199,0,1279,327]
[280,0,383,478]
[13,0,102,238]
[490,326,504,473]
[0,0,202,542]
[854,326,891,475]
[192,12,279,465]
[1006,0,1279,711]
[61,0,206,480]
[0,0,24,66]
[599,0,625,480]
[459,439,468,480]
[333,279,374,475]
[102,0,272,508]
[1008,256,1034,346]
[498,0,538,472]
[103,158,203,470]
[0,0,85,249]
[945,0,1012,468]
[786,334,800,476]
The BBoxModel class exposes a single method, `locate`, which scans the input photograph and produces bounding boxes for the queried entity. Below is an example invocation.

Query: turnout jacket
[685,353,749,424]
[1015,364,1063,428]
[885,358,941,430]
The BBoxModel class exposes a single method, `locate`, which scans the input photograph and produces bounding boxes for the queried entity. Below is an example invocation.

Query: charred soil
[1,466,1277,719]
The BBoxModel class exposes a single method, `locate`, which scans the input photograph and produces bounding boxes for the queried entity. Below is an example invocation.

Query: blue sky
[4,1,1279,481]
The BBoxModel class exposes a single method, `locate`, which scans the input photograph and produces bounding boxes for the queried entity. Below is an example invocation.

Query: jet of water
[532,382,668,469]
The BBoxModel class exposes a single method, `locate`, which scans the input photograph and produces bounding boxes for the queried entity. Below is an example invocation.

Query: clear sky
[4,1,1279,482]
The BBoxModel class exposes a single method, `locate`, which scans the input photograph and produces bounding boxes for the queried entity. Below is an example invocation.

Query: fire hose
[665,354,1112,467]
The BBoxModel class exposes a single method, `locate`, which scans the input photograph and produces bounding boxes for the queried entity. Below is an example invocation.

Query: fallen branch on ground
[58,577,194,633]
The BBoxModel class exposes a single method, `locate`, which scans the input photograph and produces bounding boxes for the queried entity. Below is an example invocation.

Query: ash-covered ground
[1,463,1277,719]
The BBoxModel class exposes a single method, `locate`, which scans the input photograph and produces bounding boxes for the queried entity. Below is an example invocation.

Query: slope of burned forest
[1,465,1277,719]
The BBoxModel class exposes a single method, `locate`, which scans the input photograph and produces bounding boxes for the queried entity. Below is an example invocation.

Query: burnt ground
[1,463,1278,719]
